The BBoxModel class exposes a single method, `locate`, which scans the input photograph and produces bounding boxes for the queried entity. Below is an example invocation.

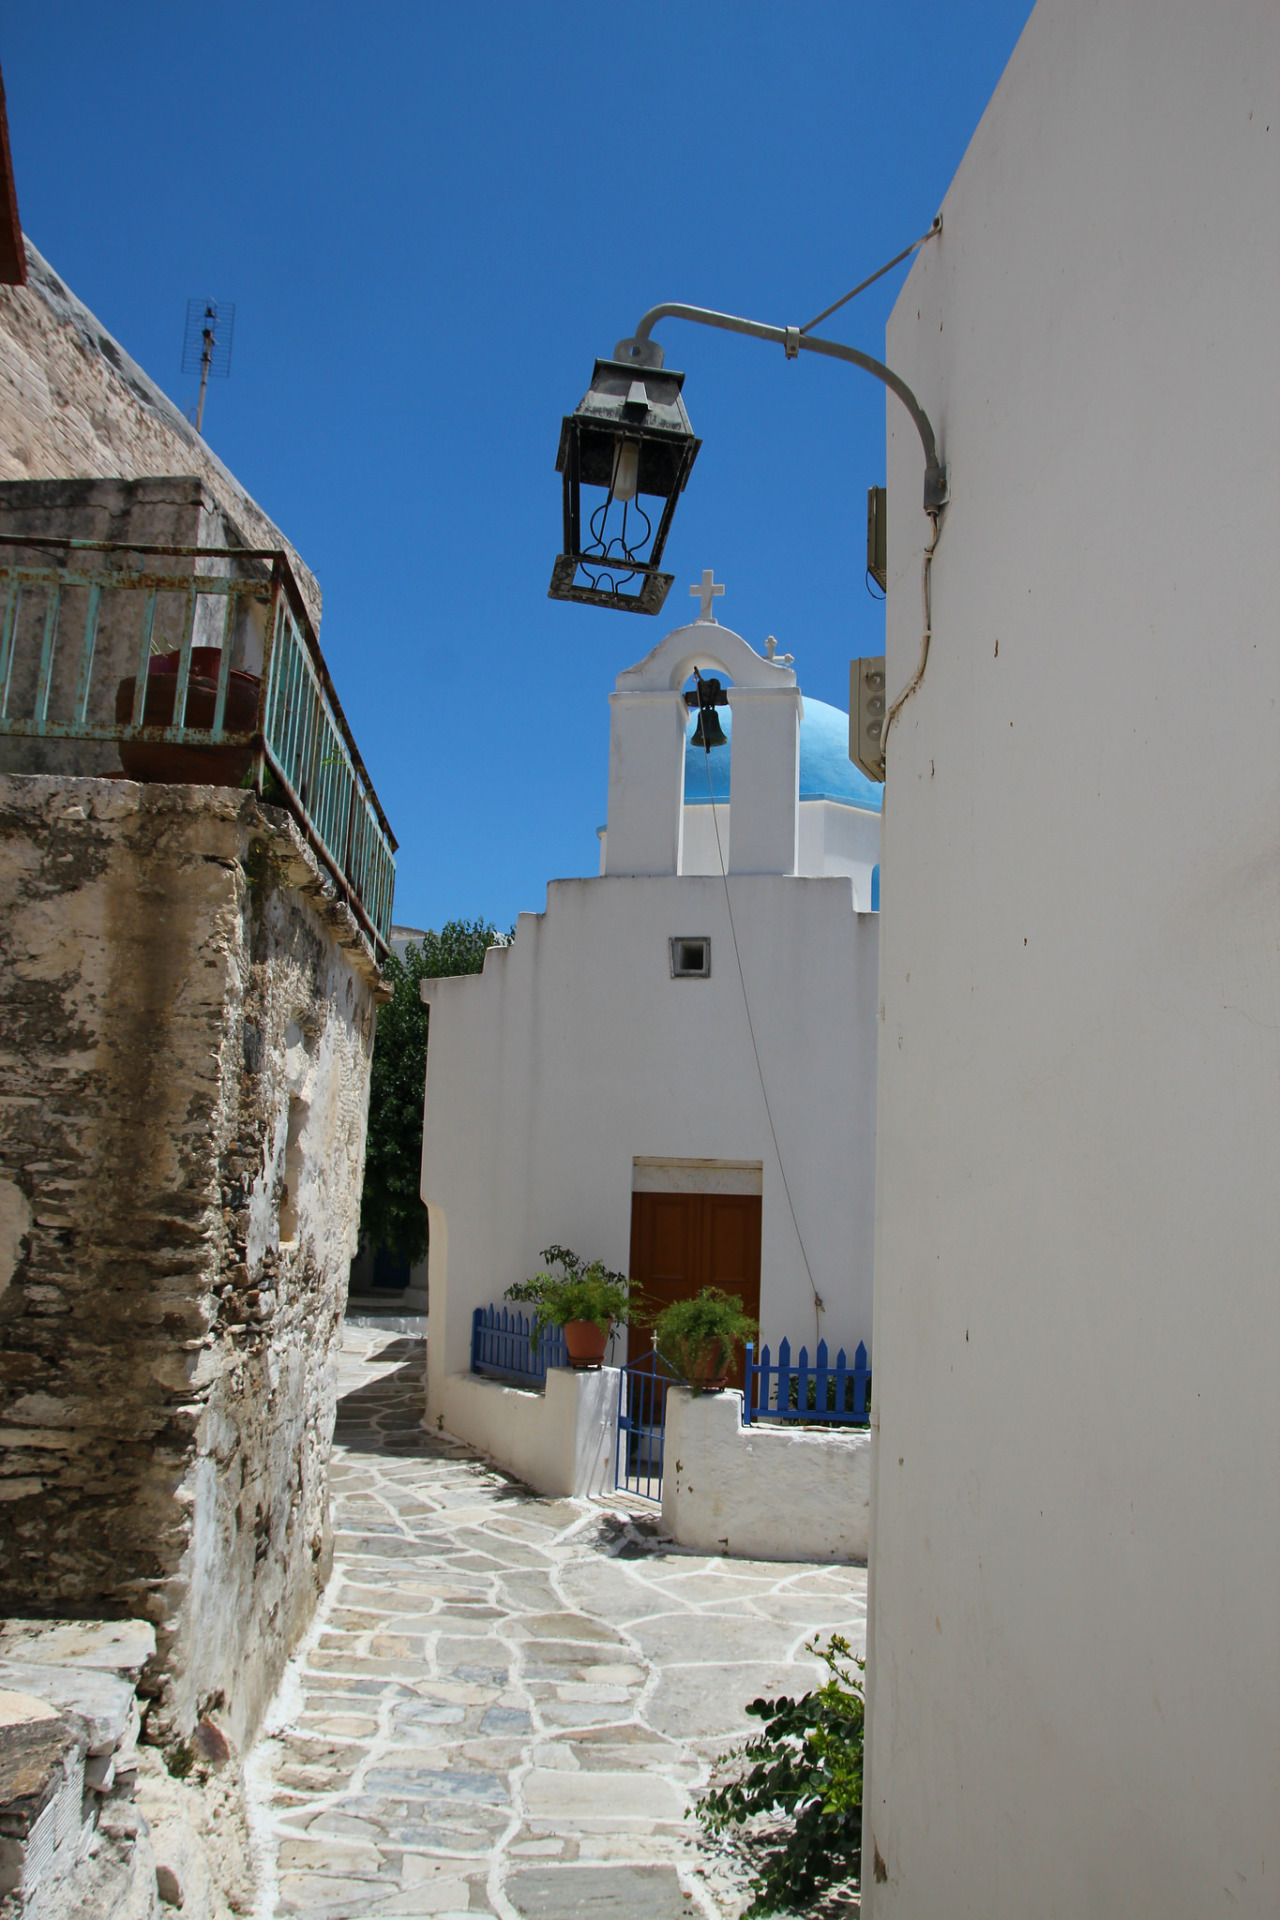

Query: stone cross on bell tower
[690,569,724,623]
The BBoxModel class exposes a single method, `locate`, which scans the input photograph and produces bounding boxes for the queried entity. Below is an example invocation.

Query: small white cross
[765,635,794,665]
[690,569,724,623]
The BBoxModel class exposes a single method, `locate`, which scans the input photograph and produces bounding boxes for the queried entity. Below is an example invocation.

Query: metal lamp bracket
[619,304,947,512]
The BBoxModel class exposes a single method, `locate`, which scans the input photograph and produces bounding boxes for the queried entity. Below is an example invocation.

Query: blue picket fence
[744,1338,870,1426]
[471,1305,566,1386]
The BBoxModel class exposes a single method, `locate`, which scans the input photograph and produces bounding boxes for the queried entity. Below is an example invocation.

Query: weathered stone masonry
[0,240,320,629]
[0,776,386,1753]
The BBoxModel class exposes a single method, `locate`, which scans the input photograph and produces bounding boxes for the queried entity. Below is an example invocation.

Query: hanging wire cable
[693,670,825,1347]
[800,215,942,336]
[879,508,940,755]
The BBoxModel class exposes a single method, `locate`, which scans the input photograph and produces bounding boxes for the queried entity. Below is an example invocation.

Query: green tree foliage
[696,1635,864,1915]
[359,919,507,1264]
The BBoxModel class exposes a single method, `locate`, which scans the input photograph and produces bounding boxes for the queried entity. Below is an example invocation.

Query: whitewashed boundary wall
[434,1367,618,1499]
[662,1388,870,1563]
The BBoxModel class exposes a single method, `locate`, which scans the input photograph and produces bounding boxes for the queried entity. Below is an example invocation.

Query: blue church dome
[684,696,883,812]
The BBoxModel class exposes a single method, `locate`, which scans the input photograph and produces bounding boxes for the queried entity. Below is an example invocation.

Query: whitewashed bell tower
[420,564,881,1489]
[603,571,803,878]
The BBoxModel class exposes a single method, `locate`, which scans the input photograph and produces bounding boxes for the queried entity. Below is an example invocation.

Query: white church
[418,576,882,1460]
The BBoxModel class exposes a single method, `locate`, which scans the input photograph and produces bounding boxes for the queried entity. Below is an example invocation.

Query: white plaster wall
[807,802,880,905]
[673,804,730,877]
[433,1367,618,1498]
[662,1388,870,1562]
[864,5,1280,1914]
[617,620,796,699]
[420,874,878,1429]
[636,799,880,904]
[725,688,801,875]
[603,692,687,876]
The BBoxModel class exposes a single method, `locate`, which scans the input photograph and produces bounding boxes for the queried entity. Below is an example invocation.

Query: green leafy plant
[652,1286,759,1389]
[359,920,510,1265]
[505,1245,633,1351]
[790,1371,872,1420]
[696,1634,864,1916]
[239,761,284,802]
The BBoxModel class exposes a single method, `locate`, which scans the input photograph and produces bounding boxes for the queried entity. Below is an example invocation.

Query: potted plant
[505,1244,633,1369]
[653,1287,759,1392]
[115,647,261,786]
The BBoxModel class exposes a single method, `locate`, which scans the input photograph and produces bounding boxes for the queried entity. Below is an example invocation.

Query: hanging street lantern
[550,228,948,627]
[549,337,701,616]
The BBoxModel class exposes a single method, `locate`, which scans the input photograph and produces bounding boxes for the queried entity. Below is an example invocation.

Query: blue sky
[4,1,1033,931]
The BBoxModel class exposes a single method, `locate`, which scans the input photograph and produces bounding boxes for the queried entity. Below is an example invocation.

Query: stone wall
[0,775,385,1752]
[0,241,319,630]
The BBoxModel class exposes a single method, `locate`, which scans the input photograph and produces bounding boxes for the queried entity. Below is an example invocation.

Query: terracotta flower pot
[562,1319,610,1369]
[115,649,260,786]
[688,1341,730,1393]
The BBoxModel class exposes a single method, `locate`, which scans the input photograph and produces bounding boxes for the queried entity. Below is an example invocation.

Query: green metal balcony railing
[0,537,396,954]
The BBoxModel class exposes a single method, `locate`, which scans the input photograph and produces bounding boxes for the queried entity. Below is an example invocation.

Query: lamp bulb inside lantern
[611,440,639,503]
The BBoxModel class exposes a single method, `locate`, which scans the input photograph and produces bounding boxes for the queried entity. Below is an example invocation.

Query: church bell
[549,338,701,616]
[686,675,729,750]
[690,704,728,750]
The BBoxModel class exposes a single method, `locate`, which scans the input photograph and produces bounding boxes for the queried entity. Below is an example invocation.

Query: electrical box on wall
[866,486,887,593]
[850,657,887,783]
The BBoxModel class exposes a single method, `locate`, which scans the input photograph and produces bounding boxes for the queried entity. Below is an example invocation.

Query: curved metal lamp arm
[623,303,948,511]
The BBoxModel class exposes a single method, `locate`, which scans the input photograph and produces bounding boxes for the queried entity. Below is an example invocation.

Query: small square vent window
[670,936,711,979]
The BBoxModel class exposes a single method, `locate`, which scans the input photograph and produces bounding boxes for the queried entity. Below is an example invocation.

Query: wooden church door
[628,1190,762,1390]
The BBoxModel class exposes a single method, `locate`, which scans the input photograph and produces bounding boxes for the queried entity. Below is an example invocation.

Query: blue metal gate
[615,1350,683,1501]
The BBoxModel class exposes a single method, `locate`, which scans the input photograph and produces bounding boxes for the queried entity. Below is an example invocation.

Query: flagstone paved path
[245,1325,866,1920]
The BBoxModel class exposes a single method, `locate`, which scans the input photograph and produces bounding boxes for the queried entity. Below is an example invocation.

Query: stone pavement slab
[507,1862,697,1916]
[245,1326,866,1918]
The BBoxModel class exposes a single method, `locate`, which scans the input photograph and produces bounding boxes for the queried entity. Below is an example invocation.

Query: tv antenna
[182,297,235,435]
